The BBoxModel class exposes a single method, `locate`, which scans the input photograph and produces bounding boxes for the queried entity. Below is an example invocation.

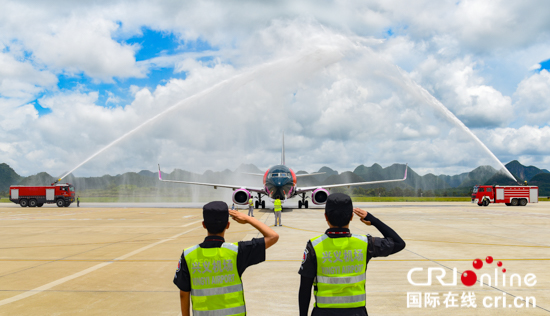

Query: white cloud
[484,125,550,159]
[1,1,550,177]
[412,55,513,128]
[0,48,57,101]
[514,70,550,125]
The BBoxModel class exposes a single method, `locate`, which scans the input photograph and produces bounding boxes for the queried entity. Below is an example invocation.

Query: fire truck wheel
[511,198,519,206]
[505,203,511,206]
[520,199,527,206]
[64,201,71,207]
[37,203,44,207]
[477,203,483,206]
[56,199,65,207]
[19,199,28,207]
[29,199,37,207]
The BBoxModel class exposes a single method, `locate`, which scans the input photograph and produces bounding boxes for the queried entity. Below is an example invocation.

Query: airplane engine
[233,188,251,205]
[312,188,329,205]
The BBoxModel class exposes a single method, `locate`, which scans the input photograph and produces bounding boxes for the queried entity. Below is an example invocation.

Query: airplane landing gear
[299,193,309,209]
[257,194,266,209]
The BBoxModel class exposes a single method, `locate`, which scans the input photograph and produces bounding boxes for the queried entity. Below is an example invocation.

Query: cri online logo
[408,256,537,287]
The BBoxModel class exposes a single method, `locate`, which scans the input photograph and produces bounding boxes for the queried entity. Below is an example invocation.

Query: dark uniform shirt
[298,213,405,316]
[174,236,266,292]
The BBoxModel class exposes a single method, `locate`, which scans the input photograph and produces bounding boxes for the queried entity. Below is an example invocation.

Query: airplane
[158,135,407,209]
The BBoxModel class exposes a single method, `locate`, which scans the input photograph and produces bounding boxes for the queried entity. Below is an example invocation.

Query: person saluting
[298,193,405,316]
[174,201,279,316]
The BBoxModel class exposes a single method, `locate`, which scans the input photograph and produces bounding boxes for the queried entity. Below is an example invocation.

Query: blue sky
[51,28,221,109]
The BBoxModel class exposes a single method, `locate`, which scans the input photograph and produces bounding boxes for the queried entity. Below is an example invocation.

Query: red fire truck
[472,185,538,206]
[9,183,76,207]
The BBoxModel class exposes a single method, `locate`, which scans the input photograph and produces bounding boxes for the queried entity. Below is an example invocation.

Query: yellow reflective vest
[273,199,282,212]
[310,234,368,309]
[184,243,246,316]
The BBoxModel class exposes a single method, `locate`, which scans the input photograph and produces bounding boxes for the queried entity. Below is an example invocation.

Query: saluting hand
[229,209,249,224]
[353,207,371,226]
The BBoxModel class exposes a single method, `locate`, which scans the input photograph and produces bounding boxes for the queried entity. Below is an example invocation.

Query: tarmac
[0,202,549,315]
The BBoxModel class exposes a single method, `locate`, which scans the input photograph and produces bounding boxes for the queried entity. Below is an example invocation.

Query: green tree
[390,187,403,196]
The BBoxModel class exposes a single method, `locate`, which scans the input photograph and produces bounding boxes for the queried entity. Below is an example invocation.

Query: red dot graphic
[497,261,503,267]
[486,256,493,264]
[502,269,506,273]
[473,259,483,269]
[461,270,477,286]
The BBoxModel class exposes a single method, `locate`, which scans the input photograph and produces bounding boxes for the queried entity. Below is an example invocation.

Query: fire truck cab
[472,185,538,207]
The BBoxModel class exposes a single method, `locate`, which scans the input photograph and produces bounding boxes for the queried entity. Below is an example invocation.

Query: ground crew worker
[174,201,279,316]
[298,193,405,316]
[273,198,282,226]
[248,197,254,217]
[77,196,80,207]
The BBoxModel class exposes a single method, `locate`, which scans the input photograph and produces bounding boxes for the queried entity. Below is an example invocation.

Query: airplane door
[46,189,55,201]
[496,188,504,201]
[530,188,538,203]
[11,189,18,199]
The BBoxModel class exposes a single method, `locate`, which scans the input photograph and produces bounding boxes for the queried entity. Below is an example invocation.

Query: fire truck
[472,185,538,206]
[9,183,76,207]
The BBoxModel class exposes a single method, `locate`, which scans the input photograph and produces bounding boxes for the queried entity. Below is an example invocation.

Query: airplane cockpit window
[271,173,288,178]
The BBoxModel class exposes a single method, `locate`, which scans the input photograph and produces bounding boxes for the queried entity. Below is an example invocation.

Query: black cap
[203,201,229,223]
[325,193,353,215]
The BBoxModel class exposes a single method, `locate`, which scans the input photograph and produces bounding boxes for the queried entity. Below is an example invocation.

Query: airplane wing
[295,164,408,194]
[295,172,326,178]
[158,165,266,193]
[240,172,265,177]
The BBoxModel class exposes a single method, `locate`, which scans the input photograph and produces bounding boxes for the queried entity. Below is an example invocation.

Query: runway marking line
[0,229,254,250]
[263,258,550,262]
[2,258,549,263]
[408,239,550,248]
[0,221,202,307]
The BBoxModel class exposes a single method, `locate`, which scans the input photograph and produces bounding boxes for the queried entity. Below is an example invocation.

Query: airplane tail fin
[281,133,285,165]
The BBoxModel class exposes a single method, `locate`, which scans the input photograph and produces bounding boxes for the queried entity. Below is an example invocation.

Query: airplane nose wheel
[257,194,266,209]
[299,194,309,209]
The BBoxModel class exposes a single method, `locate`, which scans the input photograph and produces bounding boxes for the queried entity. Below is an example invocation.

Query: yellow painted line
[0,224,202,307]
